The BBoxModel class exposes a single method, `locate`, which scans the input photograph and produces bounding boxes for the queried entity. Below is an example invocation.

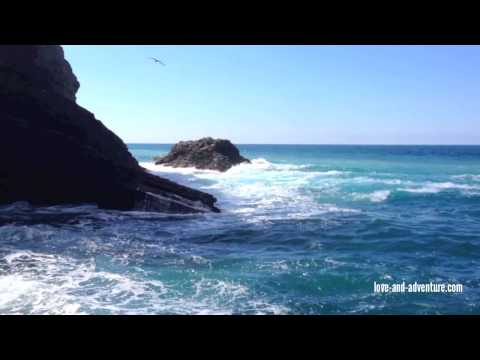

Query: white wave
[141,159,344,176]
[313,170,348,176]
[286,204,360,219]
[370,190,391,202]
[354,190,391,203]
[451,174,480,181]
[0,250,287,315]
[0,274,39,309]
[140,161,219,176]
[232,159,348,176]
[139,159,360,222]
[232,158,310,172]
[400,182,479,194]
[0,251,170,315]
[351,177,413,186]
[0,251,91,314]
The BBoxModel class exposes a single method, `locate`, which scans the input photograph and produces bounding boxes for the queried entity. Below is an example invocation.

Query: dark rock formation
[155,137,250,172]
[0,45,80,102]
[0,45,219,213]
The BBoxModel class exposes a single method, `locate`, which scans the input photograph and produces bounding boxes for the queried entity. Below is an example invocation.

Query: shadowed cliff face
[0,45,219,213]
[0,45,79,101]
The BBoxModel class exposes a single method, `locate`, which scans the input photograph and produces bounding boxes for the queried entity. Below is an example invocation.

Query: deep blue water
[0,145,479,314]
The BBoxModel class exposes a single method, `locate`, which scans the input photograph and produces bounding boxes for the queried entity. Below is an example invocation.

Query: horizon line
[125,142,480,146]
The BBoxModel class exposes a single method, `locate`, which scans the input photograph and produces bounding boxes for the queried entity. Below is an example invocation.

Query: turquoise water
[0,145,479,314]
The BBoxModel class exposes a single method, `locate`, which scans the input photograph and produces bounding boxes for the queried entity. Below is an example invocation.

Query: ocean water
[1,144,479,314]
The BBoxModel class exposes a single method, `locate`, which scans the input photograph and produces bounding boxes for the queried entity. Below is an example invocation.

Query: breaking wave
[354,190,391,203]
[399,182,480,194]
[0,249,288,315]
[141,159,360,221]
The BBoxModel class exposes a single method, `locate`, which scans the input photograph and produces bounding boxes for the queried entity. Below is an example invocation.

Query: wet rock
[155,137,250,172]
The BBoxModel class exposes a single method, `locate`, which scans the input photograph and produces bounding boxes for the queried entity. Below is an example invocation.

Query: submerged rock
[155,137,250,172]
[0,45,219,213]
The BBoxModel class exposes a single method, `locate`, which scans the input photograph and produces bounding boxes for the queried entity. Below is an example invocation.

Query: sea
[0,144,479,314]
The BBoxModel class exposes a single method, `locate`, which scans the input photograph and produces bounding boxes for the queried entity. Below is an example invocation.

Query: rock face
[0,45,219,213]
[155,137,250,172]
[0,45,80,102]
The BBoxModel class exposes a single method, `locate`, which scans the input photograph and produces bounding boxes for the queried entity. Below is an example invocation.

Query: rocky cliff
[0,45,219,213]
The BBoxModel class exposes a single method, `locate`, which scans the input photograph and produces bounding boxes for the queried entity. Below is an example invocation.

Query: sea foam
[400,182,479,194]
[140,159,358,222]
[354,190,391,203]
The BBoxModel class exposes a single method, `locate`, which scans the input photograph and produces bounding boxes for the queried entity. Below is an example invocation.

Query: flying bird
[149,57,166,66]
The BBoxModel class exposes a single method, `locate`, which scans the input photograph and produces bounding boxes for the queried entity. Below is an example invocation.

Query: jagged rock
[0,45,219,213]
[155,137,250,172]
[0,45,79,101]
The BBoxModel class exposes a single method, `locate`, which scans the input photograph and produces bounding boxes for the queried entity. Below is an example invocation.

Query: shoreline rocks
[155,137,250,172]
[0,45,219,214]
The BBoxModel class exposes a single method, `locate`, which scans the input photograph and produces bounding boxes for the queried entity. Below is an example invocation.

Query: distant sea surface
[1,144,479,314]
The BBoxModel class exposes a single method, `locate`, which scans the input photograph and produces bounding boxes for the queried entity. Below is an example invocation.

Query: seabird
[149,57,166,66]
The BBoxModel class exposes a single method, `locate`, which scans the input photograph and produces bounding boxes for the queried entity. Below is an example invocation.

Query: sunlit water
[1,145,479,314]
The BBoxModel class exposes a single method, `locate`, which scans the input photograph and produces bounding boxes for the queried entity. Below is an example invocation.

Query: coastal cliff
[0,45,219,213]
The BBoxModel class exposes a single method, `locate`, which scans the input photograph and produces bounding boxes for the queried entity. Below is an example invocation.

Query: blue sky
[63,45,480,144]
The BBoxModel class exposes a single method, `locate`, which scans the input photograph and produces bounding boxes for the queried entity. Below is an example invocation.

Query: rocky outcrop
[0,45,219,213]
[155,137,250,172]
[0,45,80,102]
